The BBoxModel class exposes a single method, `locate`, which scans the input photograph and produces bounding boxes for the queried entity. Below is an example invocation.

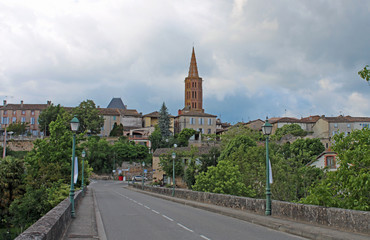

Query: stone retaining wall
[15,190,82,240]
[132,184,369,235]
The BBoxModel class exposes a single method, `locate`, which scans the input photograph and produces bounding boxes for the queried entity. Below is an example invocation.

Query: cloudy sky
[1,0,369,123]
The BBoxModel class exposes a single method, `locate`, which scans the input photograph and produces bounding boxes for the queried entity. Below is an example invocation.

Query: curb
[127,186,369,240]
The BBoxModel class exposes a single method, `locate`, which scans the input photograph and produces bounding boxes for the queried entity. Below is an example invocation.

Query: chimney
[178,109,182,115]
[3,100,6,105]
[21,100,24,107]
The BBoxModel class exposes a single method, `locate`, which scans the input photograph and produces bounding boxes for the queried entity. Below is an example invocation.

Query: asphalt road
[92,181,306,240]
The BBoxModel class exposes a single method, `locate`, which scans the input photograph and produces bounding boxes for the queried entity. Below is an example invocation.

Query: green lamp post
[70,116,80,218]
[81,150,86,197]
[172,144,177,197]
[142,161,145,189]
[262,118,273,216]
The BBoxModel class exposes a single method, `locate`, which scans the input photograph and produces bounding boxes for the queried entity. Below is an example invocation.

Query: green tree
[0,157,25,227]
[38,104,65,136]
[193,160,251,196]
[84,137,113,174]
[272,124,307,140]
[177,128,196,147]
[6,122,29,136]
[9,115,90,229]
[109,123,124,136]
[158,102,171,138]
[301,128,370,210]
[358,65,370,83]
[149,126,164,152]
[73,100,104,134]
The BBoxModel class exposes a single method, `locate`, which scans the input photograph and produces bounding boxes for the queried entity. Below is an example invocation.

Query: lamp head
[82,150,86,158]
[262,118,273,136]
[70,116,80,132]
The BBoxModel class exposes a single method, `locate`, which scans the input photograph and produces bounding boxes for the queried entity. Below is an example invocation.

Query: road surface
[92,180,306,240]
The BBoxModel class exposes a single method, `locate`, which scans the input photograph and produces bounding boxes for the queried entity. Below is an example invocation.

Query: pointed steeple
[188,47,199,78]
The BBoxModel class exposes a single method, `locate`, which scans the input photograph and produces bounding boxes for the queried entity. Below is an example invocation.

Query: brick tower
[184,47,203,112]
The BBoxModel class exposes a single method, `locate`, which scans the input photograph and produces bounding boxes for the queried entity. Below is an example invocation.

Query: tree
[9,115,90,229]
[38,104,65,136]
[73,100,104,134]
[0,157,25,227]
[300,128,370,210]
[177,128,196,147]
[272,124,307,140]
[158,102,171,138]
[109,123,124,136]
[6,122,29,136]
[193,160,251,196]
[358,65,370,83]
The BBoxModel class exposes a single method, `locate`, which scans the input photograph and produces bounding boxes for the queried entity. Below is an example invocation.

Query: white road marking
[200,235,211,240]
[152,210,160,214]
[138,202,143,206]
[177,223,194,232]
[162,215,174,221]
[144,205,150,209]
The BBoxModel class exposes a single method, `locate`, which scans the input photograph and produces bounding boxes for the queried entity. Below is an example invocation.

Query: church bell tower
[184,47,203,112]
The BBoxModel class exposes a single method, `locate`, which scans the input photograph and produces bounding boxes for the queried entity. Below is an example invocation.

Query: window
[199,118,204,125]
[12,117,16,123]
[4,110,7,115]
[208,118,212,125]
[13,111,16,115]
[208,129,211,134]
[31,110,35,116]
[31,117,35,125]
[2,117,8,124]
[22,110,25,115]
[347,124,351,128]
[334,123,338,128]
[21,117,26,123]
[325,156,336,169]
[198,128,203,133]
[190,118,195,125]
[113,116,116,120]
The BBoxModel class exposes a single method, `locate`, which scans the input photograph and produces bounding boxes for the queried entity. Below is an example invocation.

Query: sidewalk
[62,187,106,240]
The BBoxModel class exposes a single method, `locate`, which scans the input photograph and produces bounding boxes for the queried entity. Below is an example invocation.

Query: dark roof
[153,146,215,157]
[178,111,217,118]
[107,98,126,109]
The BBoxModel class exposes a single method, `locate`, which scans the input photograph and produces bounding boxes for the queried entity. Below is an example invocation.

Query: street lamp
[142,161,145,189]
[262,117,273,216]
[70,116,80,218]
[172,144,177,197]
[81,150,86,197]
[2,125,7,159]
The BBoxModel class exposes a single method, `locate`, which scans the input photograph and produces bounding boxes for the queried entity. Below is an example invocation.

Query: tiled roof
[0,104,48,111]
[269,117,300,124]
[118,109,142,117]
[300,115,320,123]
[143,111,175,118]
[323,116,370,123]
[153,146,216,157]
[98,108,121,116]
[178,111,217,117]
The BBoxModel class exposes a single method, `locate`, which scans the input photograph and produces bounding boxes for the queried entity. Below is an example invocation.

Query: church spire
[188,47,199,78]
